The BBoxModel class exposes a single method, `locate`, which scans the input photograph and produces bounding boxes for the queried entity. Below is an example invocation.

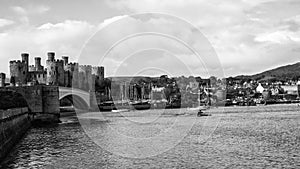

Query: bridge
[59,87,91,110]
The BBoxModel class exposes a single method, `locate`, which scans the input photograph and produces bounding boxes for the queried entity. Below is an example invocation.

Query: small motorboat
[197,110,211,117]
[112,109,130,113]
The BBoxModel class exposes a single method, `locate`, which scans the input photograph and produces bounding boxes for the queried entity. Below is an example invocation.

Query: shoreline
[58,103,300,123]
[205,103,300,114]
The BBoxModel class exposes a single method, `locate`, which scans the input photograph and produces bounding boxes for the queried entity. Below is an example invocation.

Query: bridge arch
[59,94,89,110]
[59,87,90,110]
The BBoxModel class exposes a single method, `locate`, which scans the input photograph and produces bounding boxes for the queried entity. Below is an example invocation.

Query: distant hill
[235,62,300,82]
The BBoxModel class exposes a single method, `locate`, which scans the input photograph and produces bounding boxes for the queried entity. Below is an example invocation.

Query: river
[1,105,300,168]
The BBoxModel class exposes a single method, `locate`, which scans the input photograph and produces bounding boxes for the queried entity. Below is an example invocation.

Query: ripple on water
[0,107,300,168]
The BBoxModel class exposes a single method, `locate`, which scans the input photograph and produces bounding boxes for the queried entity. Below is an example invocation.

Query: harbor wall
[0,107,31,160]
[0,85,60,123]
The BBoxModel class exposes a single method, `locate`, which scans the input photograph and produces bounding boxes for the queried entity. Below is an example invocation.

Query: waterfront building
[256,83,265,93]
[281,85,299,95]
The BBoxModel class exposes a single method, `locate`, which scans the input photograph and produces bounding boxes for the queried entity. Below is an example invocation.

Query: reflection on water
[1,106,300,168]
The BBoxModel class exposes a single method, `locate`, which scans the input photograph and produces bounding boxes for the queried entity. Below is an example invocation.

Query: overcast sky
[0,0,300,78]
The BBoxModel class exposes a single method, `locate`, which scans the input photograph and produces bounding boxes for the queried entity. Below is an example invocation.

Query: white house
[256,83,265,93]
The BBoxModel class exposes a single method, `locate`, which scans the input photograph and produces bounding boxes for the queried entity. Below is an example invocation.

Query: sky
[0,0,300,78]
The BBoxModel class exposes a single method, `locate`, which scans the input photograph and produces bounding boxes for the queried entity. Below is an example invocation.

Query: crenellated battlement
[8,51,104,90]
[9,60,23,65]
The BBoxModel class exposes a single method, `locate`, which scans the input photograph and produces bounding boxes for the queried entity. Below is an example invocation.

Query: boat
[98,101,116,111]
[131,100,151,110]
[197,89,212,117]
[150,99,167,109]
[187,105,209,111]
[112,109,130,113]
[197,110,211,117]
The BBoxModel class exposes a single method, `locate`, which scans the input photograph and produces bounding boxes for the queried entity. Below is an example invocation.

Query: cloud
[103,0,300,76]
[0,14,136,74]
[1,0,300,78]
[11,5,50,15]
[0,19,14,28]
[34,5,50,14]
[10,5,50,24]
[11,6,27,15]
[98,15,128,29]
[77,14,224,77]
[255,31,300,43]
[0,20,97,74]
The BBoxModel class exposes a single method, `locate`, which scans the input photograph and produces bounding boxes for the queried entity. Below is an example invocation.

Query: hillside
[235,62,300,81]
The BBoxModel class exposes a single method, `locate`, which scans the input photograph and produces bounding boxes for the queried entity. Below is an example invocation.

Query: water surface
[1,105,299,168]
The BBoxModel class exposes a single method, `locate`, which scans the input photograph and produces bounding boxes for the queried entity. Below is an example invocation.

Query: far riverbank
[59,103,300,124]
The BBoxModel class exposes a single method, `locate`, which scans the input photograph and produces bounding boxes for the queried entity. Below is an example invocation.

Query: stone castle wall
[0,85,60,122]
[9,60,28,85]
[0,73,5,87]
[8,52,104,91]
[0,107,31,160]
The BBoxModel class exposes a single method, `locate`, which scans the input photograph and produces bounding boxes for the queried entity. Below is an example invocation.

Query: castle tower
[46,52,57,85]
[99,66,104,81]
[62,56,69,66]
[92,66,101,88]
[48,52,55,61]
[9,53,29,85]
[21,53,29,84]
[56,59,65,86]
[78,65,86,89]
[35,57,43,71]
[21,53,29,67]
[86,65,92,91]
[72,63,79,88]
[9,60,20,85]
[0,73,5,87]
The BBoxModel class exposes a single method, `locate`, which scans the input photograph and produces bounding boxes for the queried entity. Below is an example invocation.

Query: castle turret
[86,65,92,91]
[21,53,29,83]
[92,66,104,87]
[72,63,79,88]
[35,57,43,71]
[9,53,29,85]
[0,73,5,87]
[46,52,57,85]
[62,56,69,66]
[21,53,29,66]
[78,66,85,89]
[47,52,55,62]
[56,59,65,86]
[100,66,104,80]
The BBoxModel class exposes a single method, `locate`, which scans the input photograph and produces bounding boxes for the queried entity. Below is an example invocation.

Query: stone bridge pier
[0,85,60,123]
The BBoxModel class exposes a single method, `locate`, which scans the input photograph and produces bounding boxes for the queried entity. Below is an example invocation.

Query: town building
[256,83,265,93]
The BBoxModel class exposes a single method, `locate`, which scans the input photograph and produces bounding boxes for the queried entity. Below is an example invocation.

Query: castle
[8,52,104,91]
